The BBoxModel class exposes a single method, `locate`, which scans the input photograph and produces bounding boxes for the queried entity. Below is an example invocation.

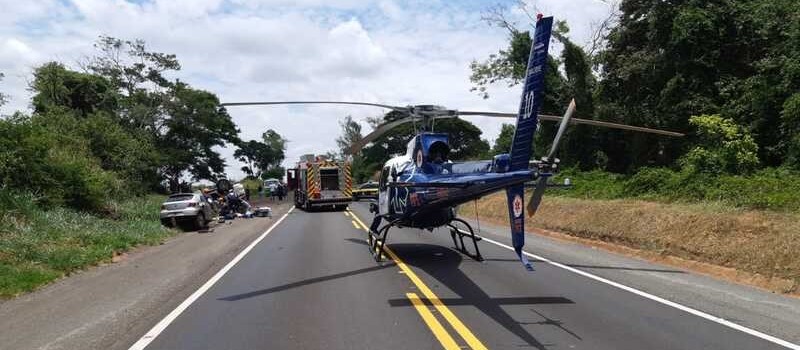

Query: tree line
[336,1,800,185]
[0,36,286,212]
[472,0,800,175]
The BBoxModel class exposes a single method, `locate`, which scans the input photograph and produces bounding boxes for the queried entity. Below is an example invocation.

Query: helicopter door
[378,166,390,215]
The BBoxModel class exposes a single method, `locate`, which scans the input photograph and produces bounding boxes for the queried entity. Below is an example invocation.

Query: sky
[0,0,614,180]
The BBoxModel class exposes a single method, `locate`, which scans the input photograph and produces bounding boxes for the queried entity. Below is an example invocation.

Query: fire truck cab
[287,154,353,211]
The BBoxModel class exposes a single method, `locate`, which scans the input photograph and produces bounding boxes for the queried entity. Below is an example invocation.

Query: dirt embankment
[461,193,800,295]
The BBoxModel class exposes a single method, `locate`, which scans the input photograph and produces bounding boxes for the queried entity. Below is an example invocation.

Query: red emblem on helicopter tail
[512,195,523,218]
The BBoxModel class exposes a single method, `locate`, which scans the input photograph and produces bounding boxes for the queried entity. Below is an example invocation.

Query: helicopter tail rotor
[527,99,575,217]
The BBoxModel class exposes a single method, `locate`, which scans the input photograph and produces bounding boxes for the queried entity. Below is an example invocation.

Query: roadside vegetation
[0,37,287,297]
[462,195,800,294]
[449,1,800,294]
[550,166,800,212]
[0,191,172,297]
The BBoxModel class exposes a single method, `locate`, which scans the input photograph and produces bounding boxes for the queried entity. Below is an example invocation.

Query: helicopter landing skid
[447,218,483,262]
[368,218,397,263]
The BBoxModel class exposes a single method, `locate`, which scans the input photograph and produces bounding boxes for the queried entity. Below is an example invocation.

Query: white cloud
[0,0,610,180]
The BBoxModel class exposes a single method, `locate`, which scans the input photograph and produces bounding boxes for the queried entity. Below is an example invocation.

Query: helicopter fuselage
[371,133,538,230]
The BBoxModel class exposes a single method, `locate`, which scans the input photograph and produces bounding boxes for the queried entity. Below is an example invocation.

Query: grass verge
[461,192,800,294]
[551,167,800,212]
[0,191,174,298]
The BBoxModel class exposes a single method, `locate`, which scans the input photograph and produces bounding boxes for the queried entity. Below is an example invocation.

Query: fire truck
[286,154,353,211]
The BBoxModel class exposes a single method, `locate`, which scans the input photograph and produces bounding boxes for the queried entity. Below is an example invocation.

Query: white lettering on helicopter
[522,90,536,119]
[391,187,409,214]
[527,64,541,76]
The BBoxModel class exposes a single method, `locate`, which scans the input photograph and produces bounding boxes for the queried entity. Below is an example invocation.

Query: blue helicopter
[222,16,683,270]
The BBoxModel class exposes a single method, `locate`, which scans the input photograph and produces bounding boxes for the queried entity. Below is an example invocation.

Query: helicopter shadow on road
[217,238,577,349]
[384,243,576,350]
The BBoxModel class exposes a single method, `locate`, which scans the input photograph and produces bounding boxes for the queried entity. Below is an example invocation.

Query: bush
[713,168,800,210]
[623,167,680,196]
[552,169,624,199]
[80,112,159,194]
[680,114,759,175]
[0,112,122,212]
[553,166,800,212]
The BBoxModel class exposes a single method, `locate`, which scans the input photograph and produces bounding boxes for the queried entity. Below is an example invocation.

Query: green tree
[0,112,121,211]
[0,72,8,107]
[783,93,800,167]
[86,36,180,134]
[159,83,240,191]
[234,129,287,178]
[31,62,118,115]
[234,140,265,177]
[335,115,363,157]
[492,123,515,154]
[261,166,285,180]
[29,62,160,192]
[597,0,800,170]
[470,7,601,169]
[679,115,759,175]
[87,35,180,95]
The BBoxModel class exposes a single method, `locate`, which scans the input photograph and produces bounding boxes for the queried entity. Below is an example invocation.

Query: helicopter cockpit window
[428,141,450,164]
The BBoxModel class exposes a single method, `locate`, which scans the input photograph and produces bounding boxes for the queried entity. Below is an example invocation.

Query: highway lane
[137,202,797,350]
[142,206,449,350]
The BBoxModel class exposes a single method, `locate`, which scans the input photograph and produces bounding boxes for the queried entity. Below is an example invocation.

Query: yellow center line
[348,209,488,350]
[406,293,461,350]
[351,220,359,229]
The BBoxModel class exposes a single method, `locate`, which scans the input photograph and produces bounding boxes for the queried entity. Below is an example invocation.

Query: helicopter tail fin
[508,16,553,172]
[505,185,532,270]
[505,16,552,270]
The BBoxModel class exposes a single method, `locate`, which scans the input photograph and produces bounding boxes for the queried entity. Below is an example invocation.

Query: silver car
[159,193,214,229]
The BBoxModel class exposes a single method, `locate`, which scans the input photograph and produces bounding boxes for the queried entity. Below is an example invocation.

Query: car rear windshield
[166,194,195,202]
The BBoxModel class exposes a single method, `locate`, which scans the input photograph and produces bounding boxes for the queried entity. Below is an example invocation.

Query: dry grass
[461,192,800,294]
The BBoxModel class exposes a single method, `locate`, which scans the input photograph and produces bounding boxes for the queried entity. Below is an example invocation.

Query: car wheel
[161,219,174,228]
[194,213,206,230]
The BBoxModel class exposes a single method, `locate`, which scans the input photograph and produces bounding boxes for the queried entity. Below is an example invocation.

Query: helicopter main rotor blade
[349,117,411,155]
[547,99,576,159]
[526,99,575,217]
[348,115,456,154]
[220,101,407,111]
[457,111,684,137]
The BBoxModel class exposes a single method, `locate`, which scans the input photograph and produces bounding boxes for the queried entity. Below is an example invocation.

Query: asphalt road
[136,202,799,350]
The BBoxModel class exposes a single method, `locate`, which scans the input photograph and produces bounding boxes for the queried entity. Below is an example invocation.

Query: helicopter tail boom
[503,15,553,270]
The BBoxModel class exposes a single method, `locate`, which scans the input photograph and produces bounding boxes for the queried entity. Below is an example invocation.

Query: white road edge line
[479,235,800,350]
[128,207,295,350]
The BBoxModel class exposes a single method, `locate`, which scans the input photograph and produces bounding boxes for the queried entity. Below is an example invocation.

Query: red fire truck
[286,154,353,211]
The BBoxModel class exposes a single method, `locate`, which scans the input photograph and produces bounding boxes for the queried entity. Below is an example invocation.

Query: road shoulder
[463,217,800,345]
[0,200,294,350]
